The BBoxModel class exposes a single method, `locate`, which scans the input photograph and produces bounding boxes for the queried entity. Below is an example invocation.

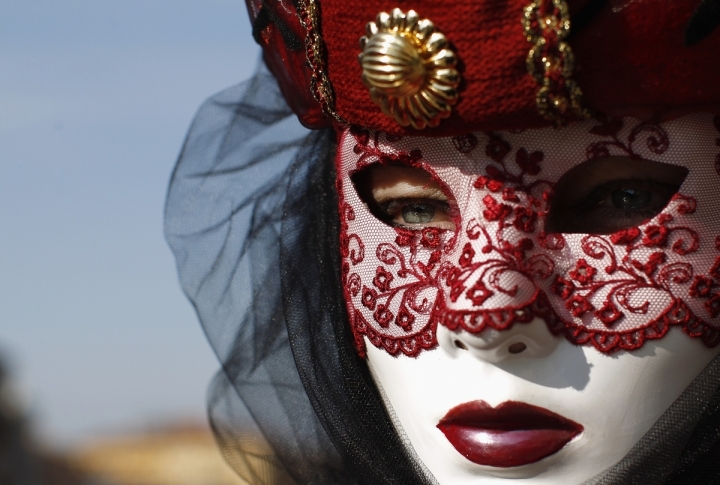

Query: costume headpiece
[248,0,720,134]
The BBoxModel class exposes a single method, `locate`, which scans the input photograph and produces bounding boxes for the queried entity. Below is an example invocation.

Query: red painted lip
[437,400,583,468]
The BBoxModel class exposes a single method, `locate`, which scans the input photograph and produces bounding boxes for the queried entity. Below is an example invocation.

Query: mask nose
[437,318,561,363]
[437,182,558,361]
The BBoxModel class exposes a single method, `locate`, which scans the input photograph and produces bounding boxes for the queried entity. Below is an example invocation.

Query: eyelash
[377,198,451,226]
[572,179,677,213]
[546,178,682,234]
[379,198,449,214]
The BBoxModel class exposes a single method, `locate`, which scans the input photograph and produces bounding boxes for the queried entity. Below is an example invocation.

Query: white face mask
[335,113,720,483]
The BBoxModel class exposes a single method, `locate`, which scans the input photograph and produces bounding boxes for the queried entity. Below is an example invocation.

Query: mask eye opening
[350,162,459,232]
[545,157,689,235]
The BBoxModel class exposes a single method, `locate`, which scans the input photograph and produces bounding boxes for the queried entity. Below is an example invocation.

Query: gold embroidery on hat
[359,9,460,130]
[297,0,346,124]
[523,0,591,124]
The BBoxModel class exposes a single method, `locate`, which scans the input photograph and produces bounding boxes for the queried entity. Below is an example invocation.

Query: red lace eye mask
[337,114,720,357]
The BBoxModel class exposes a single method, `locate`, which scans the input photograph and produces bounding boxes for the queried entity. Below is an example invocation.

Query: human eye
[378,198,453,227]
[546,157,688,234]
[351,163,457,231]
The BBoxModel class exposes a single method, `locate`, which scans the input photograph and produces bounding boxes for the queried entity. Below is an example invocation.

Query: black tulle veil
[165,63,720,484]
[165,64,431,484]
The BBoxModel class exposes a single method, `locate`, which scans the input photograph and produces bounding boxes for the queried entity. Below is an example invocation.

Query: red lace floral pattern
[337,114,720,357]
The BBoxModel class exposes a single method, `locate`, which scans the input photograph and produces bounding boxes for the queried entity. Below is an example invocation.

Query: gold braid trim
[523,0,592,125]
[297,0,347,124]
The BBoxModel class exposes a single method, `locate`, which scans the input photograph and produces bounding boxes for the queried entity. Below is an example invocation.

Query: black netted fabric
[165,64,430,484]
[166,64,720,484]
[664,379,720,484]
[279,127,432,485]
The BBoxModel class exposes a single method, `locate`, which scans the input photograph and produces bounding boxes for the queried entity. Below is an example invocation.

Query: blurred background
[0,1,259,483]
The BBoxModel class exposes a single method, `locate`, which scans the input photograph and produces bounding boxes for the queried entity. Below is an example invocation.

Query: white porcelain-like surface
[367,325,719,484]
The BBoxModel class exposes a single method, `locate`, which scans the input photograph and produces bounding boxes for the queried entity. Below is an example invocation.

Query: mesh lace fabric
[165,64,720,484]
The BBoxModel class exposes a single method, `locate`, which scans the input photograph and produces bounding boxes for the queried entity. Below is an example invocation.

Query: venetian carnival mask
[337,113,720,483]
[242,0,720,480]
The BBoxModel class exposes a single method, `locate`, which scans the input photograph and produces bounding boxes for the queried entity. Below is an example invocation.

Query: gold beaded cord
[523,0,591,124]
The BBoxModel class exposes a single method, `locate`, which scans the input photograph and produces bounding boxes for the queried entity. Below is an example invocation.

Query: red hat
[247,0,720,136]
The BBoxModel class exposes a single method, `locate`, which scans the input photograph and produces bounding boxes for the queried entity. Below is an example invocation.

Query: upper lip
[439,400,581,430]
[437,400,583,468]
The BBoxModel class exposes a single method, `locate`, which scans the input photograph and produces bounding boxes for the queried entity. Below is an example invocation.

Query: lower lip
[437,401,583,468]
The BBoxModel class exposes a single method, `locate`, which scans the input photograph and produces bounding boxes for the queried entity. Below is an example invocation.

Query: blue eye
[381,198,450,228]
[402,203,436,224]
[351,163,457,231]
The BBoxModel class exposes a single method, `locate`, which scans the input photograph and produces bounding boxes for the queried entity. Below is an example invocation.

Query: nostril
[508,342,527,354]
[453,340,468,350]
[438,322,560,362]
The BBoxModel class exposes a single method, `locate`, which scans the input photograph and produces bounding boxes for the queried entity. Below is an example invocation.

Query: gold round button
[359,9,461,130]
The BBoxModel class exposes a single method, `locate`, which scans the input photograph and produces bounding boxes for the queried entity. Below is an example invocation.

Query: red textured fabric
[246,0,327,127]
[323,0,540,134]
[251,0,720,135]
[571,1,720,122]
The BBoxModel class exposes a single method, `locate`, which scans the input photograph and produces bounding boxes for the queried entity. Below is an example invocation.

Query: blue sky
[0,0,259,446]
